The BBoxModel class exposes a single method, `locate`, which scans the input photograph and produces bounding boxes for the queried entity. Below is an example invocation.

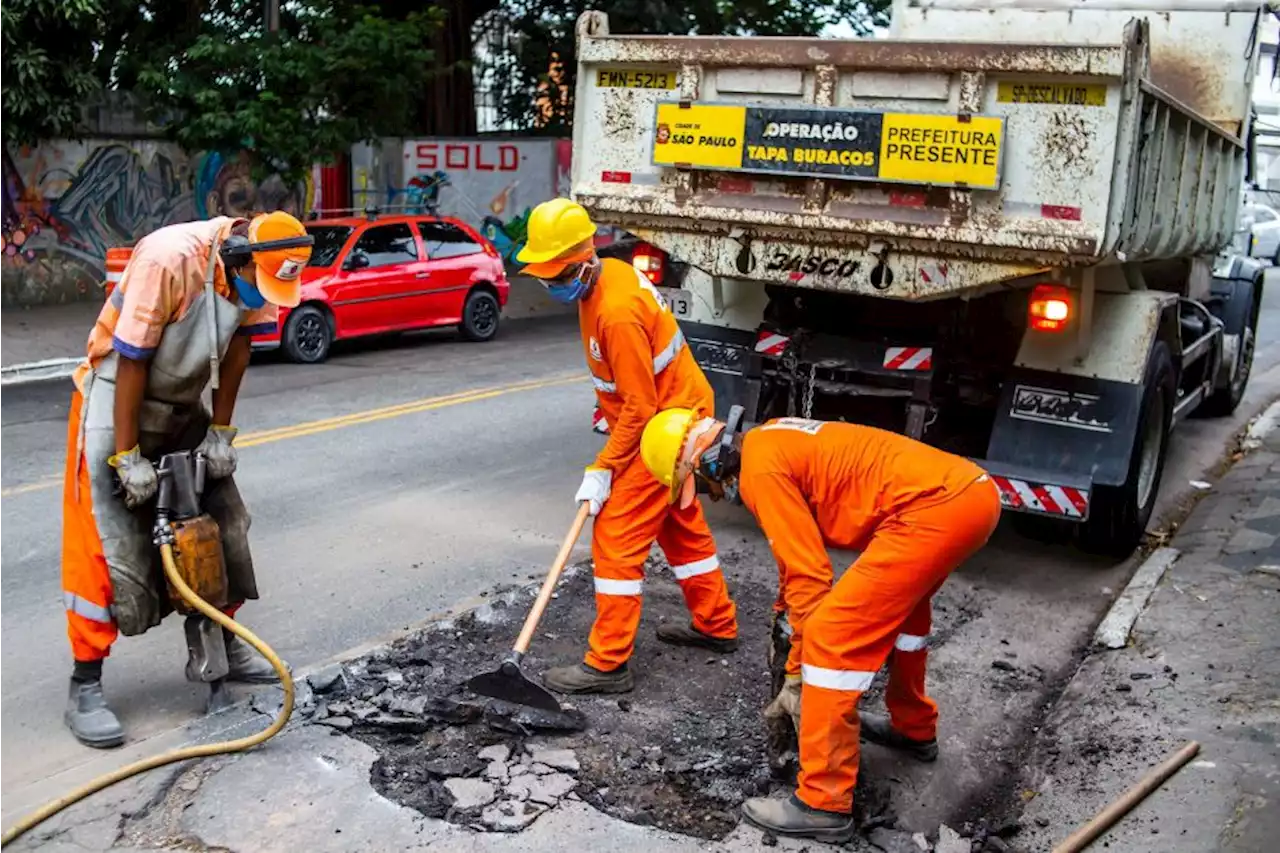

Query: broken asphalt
[8,424,1280,853]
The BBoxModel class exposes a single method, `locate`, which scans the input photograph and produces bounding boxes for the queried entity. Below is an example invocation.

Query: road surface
[4,276,1280,823]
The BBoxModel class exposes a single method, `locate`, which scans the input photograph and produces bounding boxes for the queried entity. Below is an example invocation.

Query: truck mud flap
[682,322,762,422]
[985,368,1144,492]
[976,460,1093,521]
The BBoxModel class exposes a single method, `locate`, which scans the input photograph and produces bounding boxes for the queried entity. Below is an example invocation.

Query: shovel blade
[467,667,562,713]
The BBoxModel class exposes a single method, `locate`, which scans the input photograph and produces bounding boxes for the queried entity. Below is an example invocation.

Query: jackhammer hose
[0,543,293,848]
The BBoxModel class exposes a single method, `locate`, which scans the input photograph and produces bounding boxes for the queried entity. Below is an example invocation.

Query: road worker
[639,410,1000,841]
[62,212,312,748]
[516,198,739,693]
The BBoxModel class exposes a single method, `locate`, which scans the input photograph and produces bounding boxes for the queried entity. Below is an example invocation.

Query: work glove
[763,673,802,736]
[196,425,239,479]
[108,446,158,509]
[575,466,612,516]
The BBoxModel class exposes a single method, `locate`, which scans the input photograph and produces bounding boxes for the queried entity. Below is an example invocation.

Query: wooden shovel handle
[512,502,591,655]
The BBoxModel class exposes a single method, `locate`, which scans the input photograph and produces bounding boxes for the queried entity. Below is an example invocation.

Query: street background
[4,272,1280,843]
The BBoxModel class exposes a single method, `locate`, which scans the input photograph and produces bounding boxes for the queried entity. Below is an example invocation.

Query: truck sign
[652,102,1004,189]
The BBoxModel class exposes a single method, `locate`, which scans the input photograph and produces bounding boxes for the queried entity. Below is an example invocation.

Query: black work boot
[859,711,939,762]
[543,662,634,694]
[224,630,282,684]
[741,794,854,843]
[655,622,739,653]
[65,662,125,749]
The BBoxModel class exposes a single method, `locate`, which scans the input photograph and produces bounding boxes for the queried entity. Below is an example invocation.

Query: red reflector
[602,171,632,184]
[1029,283,1073,332]
[889,191,927,208]
[717,176,753,193]
[1041,204,1082,222]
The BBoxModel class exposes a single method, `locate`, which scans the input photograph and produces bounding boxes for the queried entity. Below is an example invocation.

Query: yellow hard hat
[517,198,597,275]
[641,408,699,504]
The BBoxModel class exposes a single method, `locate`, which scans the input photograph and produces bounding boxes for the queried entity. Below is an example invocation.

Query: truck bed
[569,10,1249,300]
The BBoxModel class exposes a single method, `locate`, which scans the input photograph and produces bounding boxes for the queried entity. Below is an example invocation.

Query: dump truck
[569,0,1273,555]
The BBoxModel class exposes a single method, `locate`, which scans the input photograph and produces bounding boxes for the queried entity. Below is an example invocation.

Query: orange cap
[248,211,311,307]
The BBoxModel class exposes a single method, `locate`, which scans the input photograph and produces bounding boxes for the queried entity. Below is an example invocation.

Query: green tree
[131,1,444,183]
[1,0,106,144]
[482,0,891,134]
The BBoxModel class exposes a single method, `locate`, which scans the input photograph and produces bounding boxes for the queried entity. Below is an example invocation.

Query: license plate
[660,287,692,318]
[596,68,678,90]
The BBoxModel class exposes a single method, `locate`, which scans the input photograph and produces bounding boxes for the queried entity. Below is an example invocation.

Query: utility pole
[264,0,279,33]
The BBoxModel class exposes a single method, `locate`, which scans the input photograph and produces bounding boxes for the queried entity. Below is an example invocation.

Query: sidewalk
[1017,420,1280,851]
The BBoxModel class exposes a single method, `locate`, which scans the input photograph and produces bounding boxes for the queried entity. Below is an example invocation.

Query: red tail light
[1028,283,1073,332]
[481,240,498,258]
[632,243,665,286]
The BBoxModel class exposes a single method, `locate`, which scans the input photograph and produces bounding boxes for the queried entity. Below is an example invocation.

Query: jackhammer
[1,450,294,847]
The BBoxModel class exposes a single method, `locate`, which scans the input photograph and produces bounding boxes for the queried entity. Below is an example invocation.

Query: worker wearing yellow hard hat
[517,198,739,695]
[639,408,1000,843]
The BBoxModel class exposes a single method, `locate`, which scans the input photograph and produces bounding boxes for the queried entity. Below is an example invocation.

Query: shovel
[467,502,591,712]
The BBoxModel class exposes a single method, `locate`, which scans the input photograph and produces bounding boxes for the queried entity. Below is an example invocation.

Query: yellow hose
[1,543,294,848]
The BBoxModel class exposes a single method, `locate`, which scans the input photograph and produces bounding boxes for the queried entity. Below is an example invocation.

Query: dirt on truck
[570,0,1272,558]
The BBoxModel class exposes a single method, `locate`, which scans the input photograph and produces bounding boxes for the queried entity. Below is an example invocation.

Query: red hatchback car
[252,213,510,362]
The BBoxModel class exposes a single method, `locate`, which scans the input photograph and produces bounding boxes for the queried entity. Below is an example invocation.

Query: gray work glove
[108,446,158,509]
[764,673,802,735]
[196,425,239,479]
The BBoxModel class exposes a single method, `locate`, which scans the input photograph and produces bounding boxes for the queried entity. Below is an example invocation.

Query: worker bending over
[62,212,312,747]
[516,198,738,694]
[640,411,1000,841]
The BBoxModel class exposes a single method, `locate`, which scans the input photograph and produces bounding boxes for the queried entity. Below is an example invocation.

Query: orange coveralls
[738,417,1001,813]
[579,258,738,671]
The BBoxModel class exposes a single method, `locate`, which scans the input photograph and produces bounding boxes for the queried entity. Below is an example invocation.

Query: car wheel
[460,289,500,342]
[282,305,333,364]
[1078,341,1174,558]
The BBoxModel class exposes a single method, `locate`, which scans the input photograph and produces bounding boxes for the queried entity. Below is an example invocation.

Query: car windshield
[305,225,353,267]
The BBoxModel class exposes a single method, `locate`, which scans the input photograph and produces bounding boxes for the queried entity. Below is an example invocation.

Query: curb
[0,356,80,387]
[1242,398,1280,450]
[1093,546,1180,649]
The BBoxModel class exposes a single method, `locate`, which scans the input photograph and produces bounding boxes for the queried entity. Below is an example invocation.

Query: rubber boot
[655,622,739,653]
[859,711,938,762]
[65,673,125,749]
[224,630,283,684]
[741,794,855,843]
[542,662,634,694]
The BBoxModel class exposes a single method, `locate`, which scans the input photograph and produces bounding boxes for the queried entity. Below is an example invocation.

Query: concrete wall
[2,141,316,307]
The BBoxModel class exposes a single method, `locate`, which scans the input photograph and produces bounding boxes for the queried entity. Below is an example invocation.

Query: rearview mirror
[344,250,370,271]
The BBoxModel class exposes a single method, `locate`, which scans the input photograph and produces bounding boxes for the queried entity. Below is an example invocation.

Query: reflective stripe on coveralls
[589,328,686,395]
[579,259,737,672]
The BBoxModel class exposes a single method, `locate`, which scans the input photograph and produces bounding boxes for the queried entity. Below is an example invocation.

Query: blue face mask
[541,261,595,304]
[232,274,266,309]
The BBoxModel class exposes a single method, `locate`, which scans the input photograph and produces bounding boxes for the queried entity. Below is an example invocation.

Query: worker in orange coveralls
[61,212,312,748]
[516,198,739,694]
[640,410,1000,841]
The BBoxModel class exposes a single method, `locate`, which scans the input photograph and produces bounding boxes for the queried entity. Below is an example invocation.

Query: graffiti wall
[2,142,314,306]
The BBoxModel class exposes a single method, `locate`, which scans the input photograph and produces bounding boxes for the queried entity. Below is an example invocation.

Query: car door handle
[415,272,429,279]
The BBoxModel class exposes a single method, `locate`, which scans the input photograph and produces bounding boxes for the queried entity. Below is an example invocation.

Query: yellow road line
[0,373,582,498]
[0,476,63,498]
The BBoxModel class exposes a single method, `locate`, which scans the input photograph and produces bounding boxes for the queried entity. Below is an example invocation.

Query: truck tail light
[632,243,665,286]
[1028,284,1073,332]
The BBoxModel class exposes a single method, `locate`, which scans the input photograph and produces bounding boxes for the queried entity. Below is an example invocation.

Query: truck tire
[1078,341,1175,558]
[1199,276,1260,417]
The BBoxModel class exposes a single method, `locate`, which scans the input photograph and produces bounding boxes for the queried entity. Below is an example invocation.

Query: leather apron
[78,241,258,636]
